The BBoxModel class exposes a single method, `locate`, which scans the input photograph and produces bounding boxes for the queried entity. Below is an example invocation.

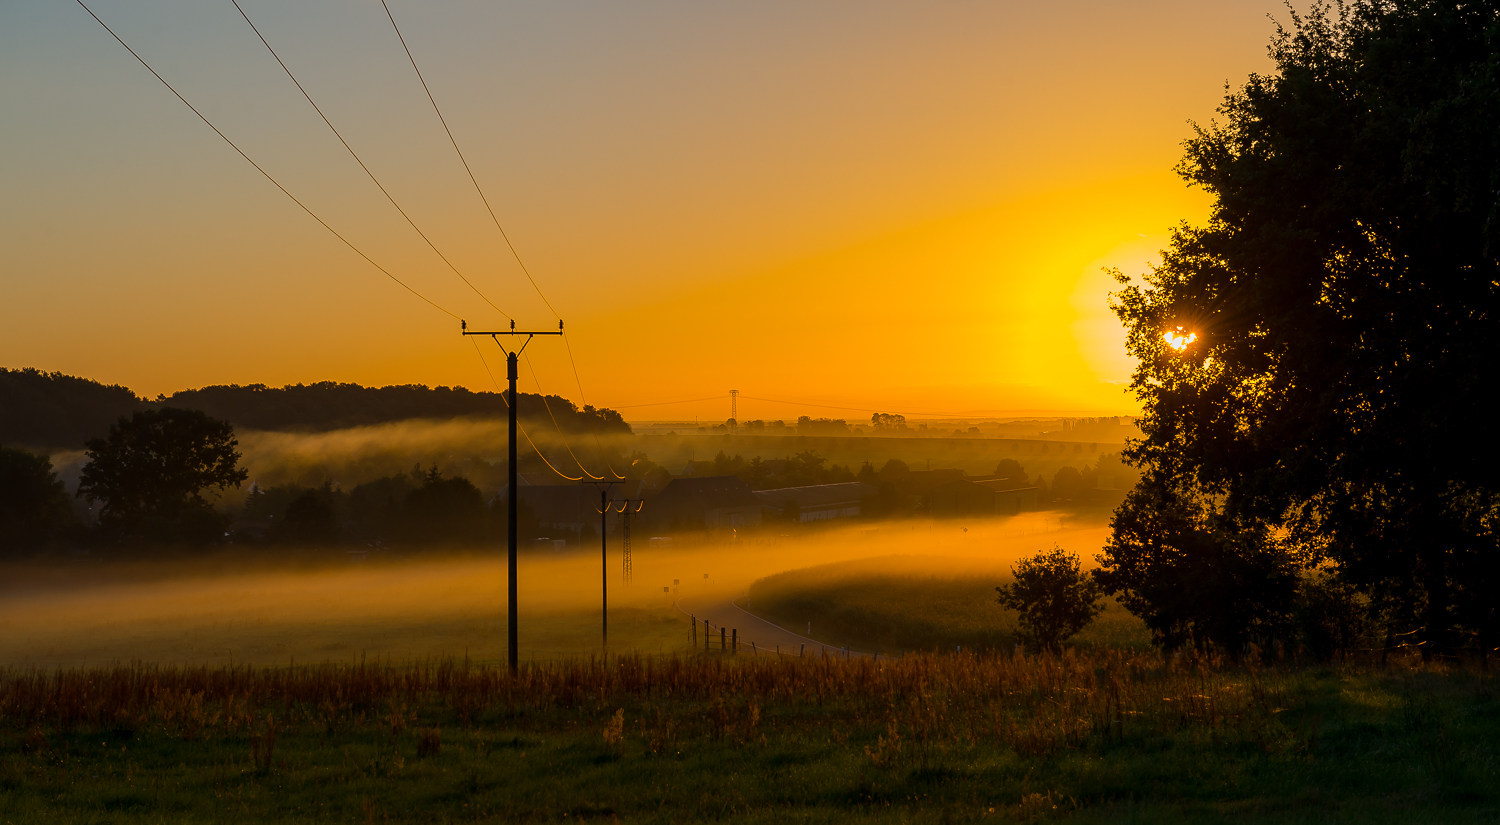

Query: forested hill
[0,369,143,453]
[0,369,629,451]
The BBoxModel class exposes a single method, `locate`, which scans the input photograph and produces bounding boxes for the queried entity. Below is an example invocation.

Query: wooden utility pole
[462,320,563,672]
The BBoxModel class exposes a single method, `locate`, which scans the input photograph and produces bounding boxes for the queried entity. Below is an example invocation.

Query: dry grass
[0,648,1297,757]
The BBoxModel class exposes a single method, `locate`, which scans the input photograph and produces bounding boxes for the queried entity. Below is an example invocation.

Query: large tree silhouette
[78,408,248,545]
[1100,1,1500,655]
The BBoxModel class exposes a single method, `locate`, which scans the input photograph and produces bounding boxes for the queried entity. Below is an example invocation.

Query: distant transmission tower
[730,389,739,433]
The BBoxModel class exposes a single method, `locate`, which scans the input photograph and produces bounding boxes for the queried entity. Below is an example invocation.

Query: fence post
[732,629,738,653]
[799,643,804,658]
[720,627,726,651]
[752,641,757,656]
[705,619,711,652]
[692,615,697,647]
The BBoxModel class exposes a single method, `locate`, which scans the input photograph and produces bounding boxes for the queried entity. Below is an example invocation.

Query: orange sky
[1,1,1277,421]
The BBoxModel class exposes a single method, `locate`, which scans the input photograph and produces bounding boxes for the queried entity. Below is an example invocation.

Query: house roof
[973,478,1037,494]
[498,480,645,523]
[753,482,877,509]
[653,476,761,510]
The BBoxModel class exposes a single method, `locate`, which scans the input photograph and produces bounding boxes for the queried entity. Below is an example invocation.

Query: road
[675,593,873,659]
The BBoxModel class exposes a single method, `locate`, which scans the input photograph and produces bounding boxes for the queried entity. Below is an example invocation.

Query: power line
[522,351,617,480]
[737,394,991,418]
[468,335,583,482]
[611,395,730,409]
[379,0,559,319]
[229,0,511,322]
[74,0,462,321]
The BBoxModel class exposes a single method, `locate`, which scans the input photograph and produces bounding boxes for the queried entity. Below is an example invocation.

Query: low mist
[0,511,1107,667]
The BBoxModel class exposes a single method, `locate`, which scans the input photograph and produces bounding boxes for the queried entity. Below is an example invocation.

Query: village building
[753,482,877,522]
[928,477,1038,516]
[646,476,763,531]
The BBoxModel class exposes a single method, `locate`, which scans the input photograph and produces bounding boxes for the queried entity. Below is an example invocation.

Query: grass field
[745,556,1150,655]
[1,651,1497,823]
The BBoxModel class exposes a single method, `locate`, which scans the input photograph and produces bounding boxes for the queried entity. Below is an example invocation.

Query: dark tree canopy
[0,368,143,451]
[161,382,630,435]
[0,445,75,553]
[1102,0,1500,654]
[996,545,1105,654]
[0,369,630,449]
[77,408,249,544]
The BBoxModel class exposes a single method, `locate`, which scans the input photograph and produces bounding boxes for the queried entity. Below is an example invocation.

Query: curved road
[675,593,873,659]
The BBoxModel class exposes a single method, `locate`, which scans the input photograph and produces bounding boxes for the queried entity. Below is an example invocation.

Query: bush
[995,545,1104,653]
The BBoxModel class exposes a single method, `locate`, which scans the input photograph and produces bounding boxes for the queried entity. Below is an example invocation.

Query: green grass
[745,556,1150,654]
[2,653,1497,823]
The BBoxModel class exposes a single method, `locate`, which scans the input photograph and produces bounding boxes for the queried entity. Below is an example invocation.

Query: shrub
[996,545,1104,653]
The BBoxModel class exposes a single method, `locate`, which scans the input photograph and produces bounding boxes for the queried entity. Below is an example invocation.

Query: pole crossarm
[459,319,565,671]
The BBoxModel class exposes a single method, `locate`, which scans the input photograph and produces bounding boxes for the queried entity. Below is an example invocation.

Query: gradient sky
[1,0,1281,421]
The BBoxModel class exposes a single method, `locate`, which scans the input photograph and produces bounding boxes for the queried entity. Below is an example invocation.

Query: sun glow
[1164,329,1198,351]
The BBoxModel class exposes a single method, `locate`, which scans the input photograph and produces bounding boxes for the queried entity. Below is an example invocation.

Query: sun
[1164,329,1197,351]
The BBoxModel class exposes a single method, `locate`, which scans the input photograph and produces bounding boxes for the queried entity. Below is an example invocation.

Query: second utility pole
[585,479,623,649]
[463,319,563,672]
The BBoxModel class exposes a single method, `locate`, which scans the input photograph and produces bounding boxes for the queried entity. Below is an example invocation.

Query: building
[497,479,645,536]
[928,477,1038,516]
[646,476,763,531]
[753,482,877,522]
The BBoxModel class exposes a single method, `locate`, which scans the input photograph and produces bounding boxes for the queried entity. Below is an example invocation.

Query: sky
[1,0,1280,421]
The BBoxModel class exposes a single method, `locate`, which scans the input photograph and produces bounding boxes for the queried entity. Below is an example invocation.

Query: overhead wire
[468,337,583,481]
[521,351,615,480]
[737,394,991,418]
[73,0,462,321]
[611,395,729,409]
[379,0,626,471]
[229,0,511,322]
[561,334,623,479]
[379,0,559,319]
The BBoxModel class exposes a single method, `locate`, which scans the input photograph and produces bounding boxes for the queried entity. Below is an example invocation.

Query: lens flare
[1164,329,1197,351]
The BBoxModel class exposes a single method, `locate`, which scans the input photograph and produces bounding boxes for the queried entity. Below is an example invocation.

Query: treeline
[236,467,532,550]
[0,368,629,451]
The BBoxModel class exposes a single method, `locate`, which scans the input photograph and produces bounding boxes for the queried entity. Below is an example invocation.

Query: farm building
[928,478,1038,516]
[645,476,763,531]
[753,482,877,522]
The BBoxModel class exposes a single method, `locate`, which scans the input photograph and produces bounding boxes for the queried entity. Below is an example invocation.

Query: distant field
[745,556,1150,654]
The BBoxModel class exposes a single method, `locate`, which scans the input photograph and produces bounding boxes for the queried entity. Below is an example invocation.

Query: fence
[688,613,867,660]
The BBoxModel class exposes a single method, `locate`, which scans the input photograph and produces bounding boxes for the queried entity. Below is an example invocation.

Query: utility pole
[585,479,623,649]
[729,389,739,434]
[462,319,563,672]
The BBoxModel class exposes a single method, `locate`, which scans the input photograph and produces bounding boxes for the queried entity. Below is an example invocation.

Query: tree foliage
[995,545,1104,654]
[1103,0,1500,655]
[0,445,75,554]
[77,408,248,545]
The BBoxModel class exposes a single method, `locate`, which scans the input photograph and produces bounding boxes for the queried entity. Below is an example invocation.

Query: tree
[280,483,344,546]
[0,445,75,553]
[403,468,485,545]
[76,408,247,545]
[1097,477,1302,652]
[995,545,1105,654]
[993,459,1026,482]
[1105,1,1500,656]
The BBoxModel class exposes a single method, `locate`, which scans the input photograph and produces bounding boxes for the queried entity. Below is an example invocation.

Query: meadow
[2,650,1497,823]
[745,556,1150,655]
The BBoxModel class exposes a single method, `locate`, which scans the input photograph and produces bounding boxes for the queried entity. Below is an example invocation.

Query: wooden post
[732,629,738,653]
[691,615,697,647]
[720,627,726,651]
[799,643,805,658]
[752,641,757,655]
[705,619,711,652]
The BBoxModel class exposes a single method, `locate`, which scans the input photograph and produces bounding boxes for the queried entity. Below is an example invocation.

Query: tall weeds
[0,650,1374,757]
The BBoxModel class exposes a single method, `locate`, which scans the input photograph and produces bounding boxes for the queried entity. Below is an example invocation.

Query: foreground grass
[747,557,1150,654]
[2,651,1498,823]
